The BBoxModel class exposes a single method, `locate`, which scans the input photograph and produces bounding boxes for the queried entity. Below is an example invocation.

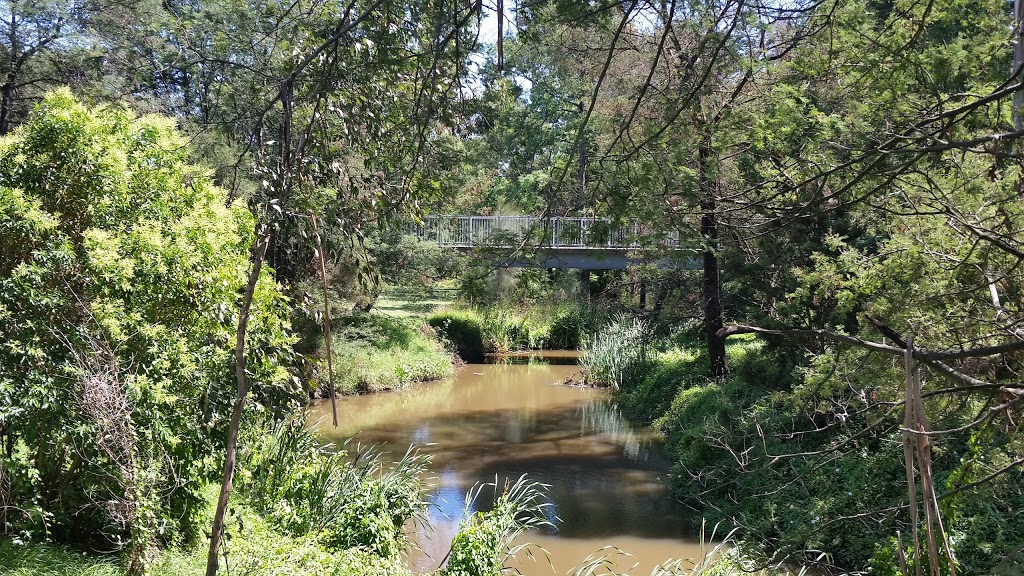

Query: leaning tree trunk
[205,229,270,576]
[698,137,726,379]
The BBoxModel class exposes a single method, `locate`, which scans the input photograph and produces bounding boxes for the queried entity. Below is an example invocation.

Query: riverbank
[580,319,1024,575]
[311,312,456,395]
[426,302,595,362]
[0,487,409,576]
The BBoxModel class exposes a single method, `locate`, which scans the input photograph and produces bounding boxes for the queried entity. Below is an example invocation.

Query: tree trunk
[205,229,271,576]
[580,268,591,304]
[698,138,726,379]
[0,80,14,136]
[652,279,669,317]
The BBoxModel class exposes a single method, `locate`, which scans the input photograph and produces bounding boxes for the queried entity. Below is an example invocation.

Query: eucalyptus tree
[513,0,824,374]
[599,0,1024,570]
[0,0,165,134]
[154,1,485,573]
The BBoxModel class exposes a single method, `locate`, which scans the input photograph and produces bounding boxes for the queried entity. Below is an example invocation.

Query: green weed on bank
[313,313,455,394]
[0,500,410,576]
[428,303,598,361]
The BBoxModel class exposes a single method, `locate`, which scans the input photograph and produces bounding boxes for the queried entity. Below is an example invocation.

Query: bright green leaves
[0,91,297,560]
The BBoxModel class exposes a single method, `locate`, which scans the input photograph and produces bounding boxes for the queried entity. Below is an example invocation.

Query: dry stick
[913,361,941,576]
[311,214,338,428]
[904,337,957,576]
[912,357,957,576]
[897,531,911,576]
[206,229,271,576]
[904,333,923,576]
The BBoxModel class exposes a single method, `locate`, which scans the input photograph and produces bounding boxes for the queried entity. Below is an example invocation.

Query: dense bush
[480,307,538,353]
[610,330,1024,574]
[0,91,297,567]
[428,308,486,362]
[617,348,704,423]
[0,487,415,576]
[547,305,589,349]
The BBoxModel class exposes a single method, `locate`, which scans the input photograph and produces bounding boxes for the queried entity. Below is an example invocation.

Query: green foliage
[315,314,455,394]
[238,418,428,559]
[428,308,486,362]
[581,317,652,389]
[371,232,465,291]
[0,483,416,576]
[618,330,1024,574]
[0,91,297,563]
[441,475,553,576]
[0,541,121,576]
[547,305,590,349]
[617,347,704,423]
[480,307,539,354]
[429,303,596,361]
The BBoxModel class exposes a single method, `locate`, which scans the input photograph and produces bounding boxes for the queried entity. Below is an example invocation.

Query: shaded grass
[0,542,120,576]
[375,295,454,318]
[427,308,486,362]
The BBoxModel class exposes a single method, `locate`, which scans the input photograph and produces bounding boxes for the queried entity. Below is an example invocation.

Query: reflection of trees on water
[577,401,652,463]
[491,352,582,366]
[308,378,458,439]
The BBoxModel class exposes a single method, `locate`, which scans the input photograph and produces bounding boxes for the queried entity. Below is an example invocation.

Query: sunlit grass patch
[316,313,455,394]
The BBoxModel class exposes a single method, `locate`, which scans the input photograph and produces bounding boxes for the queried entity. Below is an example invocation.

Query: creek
[309,353,712,575]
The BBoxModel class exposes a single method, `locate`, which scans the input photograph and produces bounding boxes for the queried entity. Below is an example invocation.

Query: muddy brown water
[309,353,716,575]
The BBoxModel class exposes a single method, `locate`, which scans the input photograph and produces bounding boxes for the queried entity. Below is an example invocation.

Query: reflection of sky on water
[428,468,472,523]
[412,425,431,444]
[313,360,697,574]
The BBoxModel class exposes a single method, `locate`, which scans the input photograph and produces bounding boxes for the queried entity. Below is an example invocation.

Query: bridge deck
[412,215,697,270]
[413,215,681,250]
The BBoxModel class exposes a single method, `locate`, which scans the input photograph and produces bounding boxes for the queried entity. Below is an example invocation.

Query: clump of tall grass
[238,417,429,559]
[581,316,652,389]
[548,305,590,349]
[481,307,536,354]
[441,475,554,576]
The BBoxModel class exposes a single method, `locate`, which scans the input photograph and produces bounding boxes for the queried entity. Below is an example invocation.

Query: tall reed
[581,316,652,389]
[441,475,554,576]
[239,417,429,558]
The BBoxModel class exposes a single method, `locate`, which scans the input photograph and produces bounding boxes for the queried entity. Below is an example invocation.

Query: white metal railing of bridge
[412,215,681,250]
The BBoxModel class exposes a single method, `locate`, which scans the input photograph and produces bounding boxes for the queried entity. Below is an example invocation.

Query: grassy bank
[309,313,455,395]
[1,419,423,576]
[4,417,551,576]
[427,303,597,361]
[581,318,1024,575]
[0,431,570,576]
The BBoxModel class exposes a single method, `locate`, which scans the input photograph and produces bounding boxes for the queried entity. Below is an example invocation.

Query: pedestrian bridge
[412,215,698,269]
